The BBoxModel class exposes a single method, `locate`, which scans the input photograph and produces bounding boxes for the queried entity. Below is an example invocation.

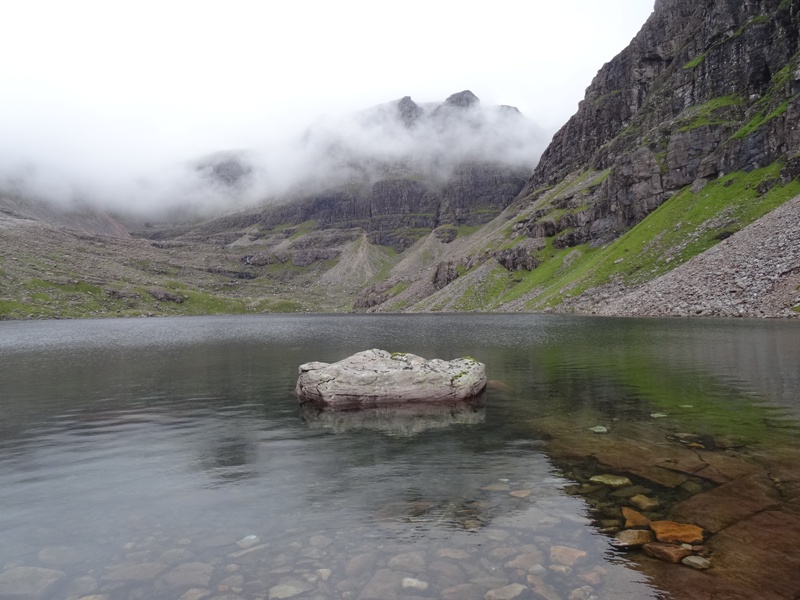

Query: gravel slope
[592,195,800,318]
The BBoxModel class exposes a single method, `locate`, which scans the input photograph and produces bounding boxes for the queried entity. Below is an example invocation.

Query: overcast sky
[0,1,655,201]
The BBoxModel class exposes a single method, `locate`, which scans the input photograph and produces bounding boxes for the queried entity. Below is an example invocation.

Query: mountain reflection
[299,399,486,436]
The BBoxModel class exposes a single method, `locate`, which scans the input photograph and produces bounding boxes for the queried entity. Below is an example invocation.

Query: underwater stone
[589,474,632,489]
[613,529,655,548]
[650,521,705,545]
[682,555,712,569]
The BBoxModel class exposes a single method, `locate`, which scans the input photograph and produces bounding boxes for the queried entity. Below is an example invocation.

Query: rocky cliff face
[514,0,800,247]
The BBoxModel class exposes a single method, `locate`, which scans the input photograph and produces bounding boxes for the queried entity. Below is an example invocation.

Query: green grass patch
[732,100,791,139]
[451,265,514,311]
[178,291,248,315]
[654,150,668,174]
[0,300,28,319]
[24,278,103,295]
[683,52,707,69]
[587,168,612,188]
[497,244,586,308]
[164,280,190,291]
[676,94,743,131]
[258,298,303,312]
[387,281,410,296]
[457,224,482,237]
[287,220,319,241]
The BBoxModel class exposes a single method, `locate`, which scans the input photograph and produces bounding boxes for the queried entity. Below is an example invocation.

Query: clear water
[1,314,799,599]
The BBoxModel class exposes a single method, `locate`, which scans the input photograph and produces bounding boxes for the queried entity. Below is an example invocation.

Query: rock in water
[295,349,486,409]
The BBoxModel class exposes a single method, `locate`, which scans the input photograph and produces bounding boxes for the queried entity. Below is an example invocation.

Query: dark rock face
[441,90,480,109]
[199,162,527,252]
[397,96,423,127]
[433,261,459,290]
[514,0,800,248]
[194,151,253,188]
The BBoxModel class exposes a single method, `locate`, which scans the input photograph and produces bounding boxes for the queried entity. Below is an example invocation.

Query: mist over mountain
[0,91,545,224]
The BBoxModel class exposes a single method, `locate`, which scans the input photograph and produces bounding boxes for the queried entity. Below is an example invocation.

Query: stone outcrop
[295,349,486,409]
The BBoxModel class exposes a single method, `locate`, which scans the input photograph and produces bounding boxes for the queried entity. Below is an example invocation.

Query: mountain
[0,92,543,318]
[1,0,800,320]
[358,0,800,317]
[145,91,542,249]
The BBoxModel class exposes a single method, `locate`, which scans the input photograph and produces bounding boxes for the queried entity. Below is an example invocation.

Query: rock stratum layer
[295,350,486,409]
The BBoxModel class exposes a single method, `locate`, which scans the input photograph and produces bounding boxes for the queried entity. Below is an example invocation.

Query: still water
[0,314,799,600]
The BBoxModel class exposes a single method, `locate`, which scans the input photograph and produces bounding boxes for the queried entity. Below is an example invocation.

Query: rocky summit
[2,1,800,319]
[295,349,487,409]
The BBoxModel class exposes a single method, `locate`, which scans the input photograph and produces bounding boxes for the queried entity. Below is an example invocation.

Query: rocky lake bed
[2,413,799,600]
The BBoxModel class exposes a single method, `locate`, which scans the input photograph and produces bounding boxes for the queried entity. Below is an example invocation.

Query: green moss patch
[676,94,743,132]
[683,52,707,70]
[731,100,791,139]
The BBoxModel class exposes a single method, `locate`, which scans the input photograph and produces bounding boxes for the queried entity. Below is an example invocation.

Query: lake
[1,314,799,600]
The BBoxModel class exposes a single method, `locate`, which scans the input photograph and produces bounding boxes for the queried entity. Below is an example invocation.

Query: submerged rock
[613,529,655,548]
[649,521,704,545]
[0,567,66,600]
[295,349,486,409]
[643,542,694,564]
[682,555,712,570]
[589,474,632,489]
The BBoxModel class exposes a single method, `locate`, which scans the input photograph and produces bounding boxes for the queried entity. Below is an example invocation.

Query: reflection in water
[0,314,798,600]
[299,398,486,436]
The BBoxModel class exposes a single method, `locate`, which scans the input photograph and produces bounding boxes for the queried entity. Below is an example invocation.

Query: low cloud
[0,91,548,222]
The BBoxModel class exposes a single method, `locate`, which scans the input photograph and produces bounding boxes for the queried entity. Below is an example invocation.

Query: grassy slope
[0,219,335,319]
[399,161,800,312]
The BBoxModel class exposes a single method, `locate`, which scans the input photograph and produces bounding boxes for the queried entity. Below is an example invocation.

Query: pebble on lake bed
[650,521,704,545]
[401,577,429,591]
[589,474,633,488]
[236,535,260,549]
[613,529,655,548]
[682,555,712,569]
[484,582,529,600]
[629,494,660,511]
[643,542,694,563]
[550,545,588,567]
[622,507,651,528]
